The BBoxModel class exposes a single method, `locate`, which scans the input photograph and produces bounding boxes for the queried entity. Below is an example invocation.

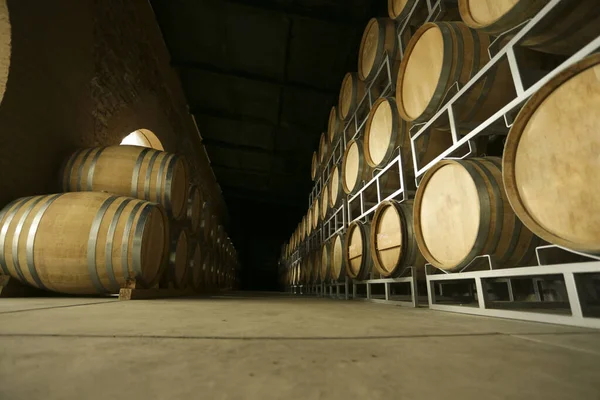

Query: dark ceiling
[150,0,384,288]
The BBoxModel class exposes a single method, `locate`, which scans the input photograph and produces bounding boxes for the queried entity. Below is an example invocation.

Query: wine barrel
[0,192,169,295]
[364,97,412,169]
[186,185,202,234]
[307,209,313,236]
[342,138,370,194]
[396,22,513,127]
[358,18,399,82]
[312,248,322,283]
[200,202,212,242]
[328,164,343,209]
[190,242,203,290]
[62,146,189,220]
[458,0,547,35]
[459,0,600,55]
[370,200,425,277]
[320,242,331,282]
[414,158,541,271]
[338,72,367,121]
[312,196,320,229]
[210,215,218,241]
[300,215,306,241]
[328,106,342,144]
[311,151,319,181]
[319,132,329,164]
[202,248,213,290]
[305,253,314,284]
[388,0,418,21]
[503,54,600,254]
[320,188,329,221]
[344,220,372,280]
[330,232,346,281]
[167,229,190,289]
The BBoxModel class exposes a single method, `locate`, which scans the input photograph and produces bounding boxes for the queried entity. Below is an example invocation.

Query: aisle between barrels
[0,294,599,400]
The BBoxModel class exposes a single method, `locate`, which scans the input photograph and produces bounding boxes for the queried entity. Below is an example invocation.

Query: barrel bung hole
[121,129,164,151]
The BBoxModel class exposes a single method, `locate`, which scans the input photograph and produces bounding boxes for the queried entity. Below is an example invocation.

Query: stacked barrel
[281,0,600,288]
[0,145,238,295]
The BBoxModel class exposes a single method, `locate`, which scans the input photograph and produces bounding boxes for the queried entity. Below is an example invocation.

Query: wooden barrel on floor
[319,132,329,164]
[342,138,371,194]
[328,106,342,144]
[320,242,331,282]
[459,0,600,55]
[503,54,600,254]
[338,72,367,121]
[364,97,411,169]
[414,158,541,272]
[320,188,329,221]
[0,192,169,295]
[190,242,203,290]
[358,18,399,82]
[312,196,320,229]
[344,220,372,280]
[311,151,319,181]
[328,164,343,209]
[370,200,425,277]
[330,232,346,281]
[167,229,190,289]
[396,22,513,127]
[62,146,189,220]
[186,185,202,234]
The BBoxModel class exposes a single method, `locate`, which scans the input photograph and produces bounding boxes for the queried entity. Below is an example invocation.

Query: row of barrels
[0,145,238,295]
[312,0,600,183]
[285,0,600,260]
[285,52,600,280]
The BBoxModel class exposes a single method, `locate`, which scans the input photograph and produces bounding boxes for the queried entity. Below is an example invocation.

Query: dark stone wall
[0,0,228,224]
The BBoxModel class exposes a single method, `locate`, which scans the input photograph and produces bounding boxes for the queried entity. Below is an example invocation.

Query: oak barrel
[320,188,329,221]
[338,72,367,121]
[503,54,600,254]
[328,164,343,208]
[342,138,371,194]
[200,201,212,242]
[311,151,319,181]
[307,208,313,236]
[312,248,322,283]
[364,97,411,169]
[370,200,425,277]
[190,242,203,290]
[358,18,399,82]
[414,157,541,271]
[330,232,346,281]
[396,22,513,127]
[167,228,190,289]
[320,242,331,282]
[319,132,329,164]
[306,252,314,284]
[186,184,202,234]
[62,146,189,220]
[0,192,169,294]
[328,106,342,144]
[202,247,214,289]
[459,0,600,55]
[344,220,372,280]
[312,196,320,229]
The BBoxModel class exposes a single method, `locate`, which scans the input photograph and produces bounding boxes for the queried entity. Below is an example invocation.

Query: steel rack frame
[351,267,425,308]
[426,247,600,329]
[409,0,600,186]
[324,278,351,300]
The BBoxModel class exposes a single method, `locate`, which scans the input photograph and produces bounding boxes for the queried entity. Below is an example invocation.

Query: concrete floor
[0,293,599,400]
